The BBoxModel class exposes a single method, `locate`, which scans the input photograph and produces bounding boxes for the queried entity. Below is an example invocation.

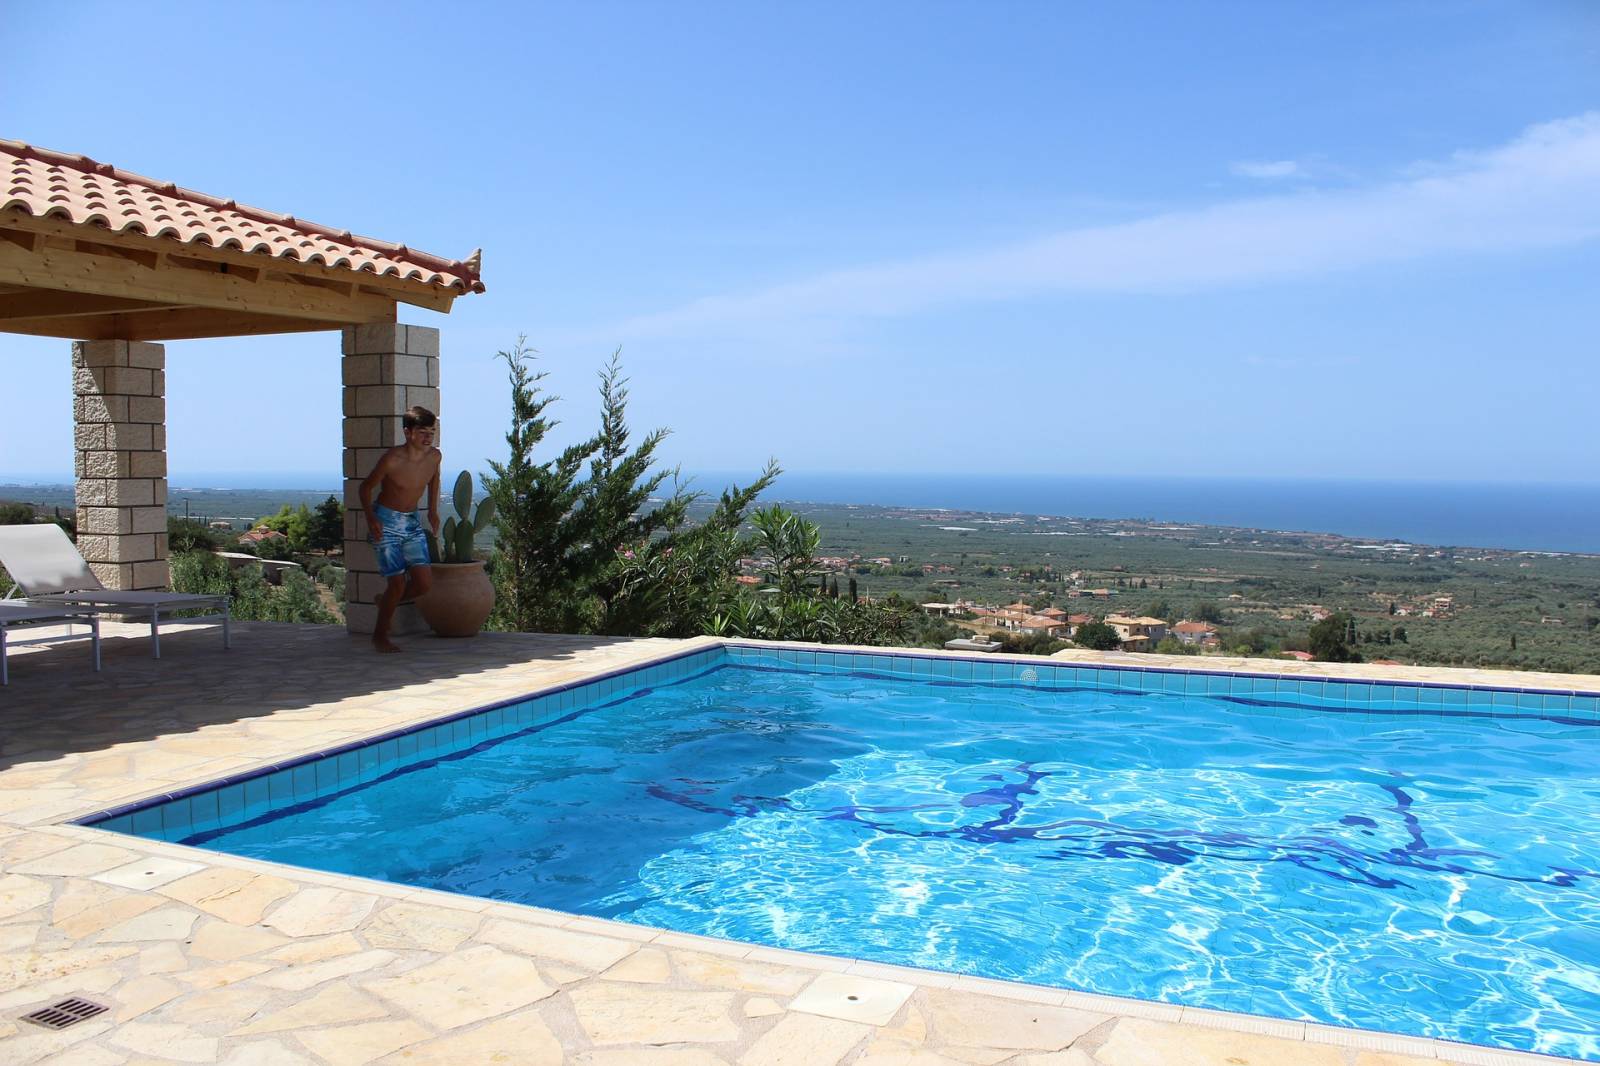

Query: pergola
[1,139,484,634]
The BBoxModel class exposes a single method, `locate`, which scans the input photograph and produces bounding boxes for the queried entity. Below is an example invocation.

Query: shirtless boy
[359,406,442,653]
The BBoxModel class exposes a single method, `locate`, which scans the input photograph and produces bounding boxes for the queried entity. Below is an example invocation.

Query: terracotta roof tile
[1,140,484,294]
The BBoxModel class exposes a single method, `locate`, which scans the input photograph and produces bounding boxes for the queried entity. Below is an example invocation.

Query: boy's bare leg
[373,575,407,653]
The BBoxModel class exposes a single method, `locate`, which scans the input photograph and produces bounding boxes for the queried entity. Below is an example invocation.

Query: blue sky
[5,1,1599,487]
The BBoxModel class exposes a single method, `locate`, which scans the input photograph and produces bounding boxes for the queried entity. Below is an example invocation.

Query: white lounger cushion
[0,524,102,596]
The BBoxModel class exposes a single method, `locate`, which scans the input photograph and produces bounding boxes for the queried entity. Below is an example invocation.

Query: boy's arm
[426,451,442,536]
[358,452,393,544]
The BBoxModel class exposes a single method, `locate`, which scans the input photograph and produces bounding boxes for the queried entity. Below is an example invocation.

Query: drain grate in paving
[19,998,108,1030]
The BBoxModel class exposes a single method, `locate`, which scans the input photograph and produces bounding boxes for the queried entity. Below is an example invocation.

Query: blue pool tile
[216,783,246,825]
[243,776,271,819]
[336,751,360,786]
[395,732,418,761]
[358,745,380,781]
[950,658,974,682]
[1205,673,1229,697]
[1515,691,1544,714]
[419,717,444,752]
[160,797,194,842]
[131,806,163,838]
[1491,689,1518,713]
[189,789,221,834]
[1467,688,1492,711]
[1569,694,1599,721]
[1538,693,1569,719]
[314,759,340,798]
[99,814,133,836]
[290,764,317,803]
[450,719,472,748]
[266,769,295,810]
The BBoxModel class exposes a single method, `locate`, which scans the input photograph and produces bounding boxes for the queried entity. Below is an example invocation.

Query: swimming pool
[84,645,1600,1059]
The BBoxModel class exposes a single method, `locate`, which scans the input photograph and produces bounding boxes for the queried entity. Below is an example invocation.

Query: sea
[5,473,1599,555]
[707,472,1600,556]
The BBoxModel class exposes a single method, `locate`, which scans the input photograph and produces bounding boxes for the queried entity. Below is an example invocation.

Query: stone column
[72,340,168,590]
[341,323,440,635]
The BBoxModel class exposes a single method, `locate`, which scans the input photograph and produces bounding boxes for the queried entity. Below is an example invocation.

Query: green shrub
[169,550,336,624]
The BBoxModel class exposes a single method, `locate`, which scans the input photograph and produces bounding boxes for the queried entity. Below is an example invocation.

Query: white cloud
[597,114,1600,342]
[1231,159,1304,180]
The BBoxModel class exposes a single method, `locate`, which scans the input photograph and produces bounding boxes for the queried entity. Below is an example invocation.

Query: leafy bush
[310,496,344,553]
[1073,621,1122,651]
[991,630,1066,656]
[256,504,314,553]
[169,551,336,624]
[1309,612,1361,662]
[168,517,219,554]
[481,339,922,649]
[485,341,686,633]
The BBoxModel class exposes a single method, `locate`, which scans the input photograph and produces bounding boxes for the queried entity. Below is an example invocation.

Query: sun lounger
[0,602,100,685]
[0,524,229,659]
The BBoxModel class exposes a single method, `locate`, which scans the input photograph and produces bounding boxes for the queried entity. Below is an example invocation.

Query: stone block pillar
[72,340,169,590]
[341,323,440,635]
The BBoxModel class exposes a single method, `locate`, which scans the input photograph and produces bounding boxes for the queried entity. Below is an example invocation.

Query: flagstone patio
[0,622,1583,1065]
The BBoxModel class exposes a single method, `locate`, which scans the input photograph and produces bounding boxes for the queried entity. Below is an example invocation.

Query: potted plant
[419,471,497,637]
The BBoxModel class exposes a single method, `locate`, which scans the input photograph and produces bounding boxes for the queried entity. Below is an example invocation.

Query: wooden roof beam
[1,213,457,313]
[1,307,351,342]
[0,239,398,325]
[0,292,185,321]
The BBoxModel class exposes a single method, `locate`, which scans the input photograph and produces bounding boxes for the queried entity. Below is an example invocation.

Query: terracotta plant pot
[417,561,495,637]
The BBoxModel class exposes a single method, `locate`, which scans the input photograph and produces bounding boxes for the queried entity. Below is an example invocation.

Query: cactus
[427,470,496,564]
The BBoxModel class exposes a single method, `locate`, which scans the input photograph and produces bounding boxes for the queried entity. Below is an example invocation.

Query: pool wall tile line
[727,642,1600,726]
[72,641,730,830]
[83,636,1599,844]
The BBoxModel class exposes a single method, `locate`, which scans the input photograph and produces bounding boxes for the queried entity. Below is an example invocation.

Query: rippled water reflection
[194,665,1600,1059]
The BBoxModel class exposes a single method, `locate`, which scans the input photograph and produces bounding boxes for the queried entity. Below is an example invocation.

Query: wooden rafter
[1,306,350,342]
[0,292,184,321]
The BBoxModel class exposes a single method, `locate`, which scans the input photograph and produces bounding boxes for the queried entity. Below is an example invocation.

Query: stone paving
[0,621,1588,1065]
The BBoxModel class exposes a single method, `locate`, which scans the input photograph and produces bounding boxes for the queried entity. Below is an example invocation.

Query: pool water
[162,660,1600,1058]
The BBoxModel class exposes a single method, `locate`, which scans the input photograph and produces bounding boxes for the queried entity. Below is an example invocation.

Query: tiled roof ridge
[1,138,484,293]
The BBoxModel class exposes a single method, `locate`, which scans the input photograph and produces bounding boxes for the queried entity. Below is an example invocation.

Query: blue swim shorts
[373,503,431,578]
